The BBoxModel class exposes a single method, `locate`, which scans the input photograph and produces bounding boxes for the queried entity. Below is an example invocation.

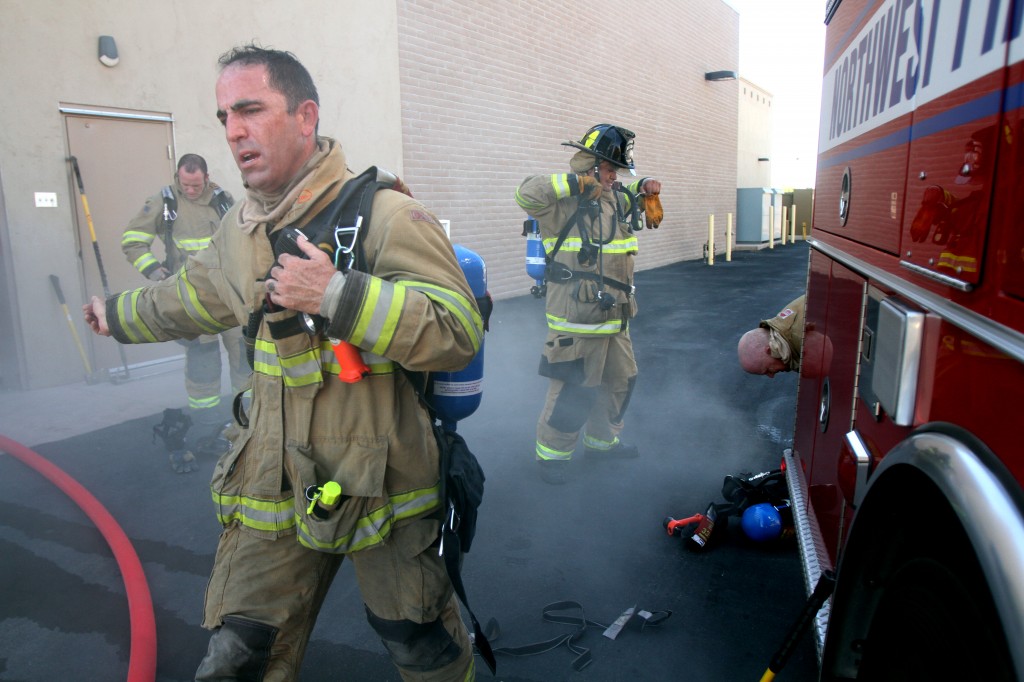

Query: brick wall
[397,0,739,300]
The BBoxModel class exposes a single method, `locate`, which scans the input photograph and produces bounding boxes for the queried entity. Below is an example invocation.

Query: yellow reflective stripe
[189,396,220,410]
[133,253,159,272]
[176,237,212,251]
[121,230,155,246]
[542,236,637,254]
[514,187,545,212]
[351,279,405,356]
[254,338,397,381]
[295,485,440,554]
[583,129,601,149]
[176,271,226,334]
[582,433,620,451]
[211,490,296,532]
[253,338,282,376]
[550,173,574,199]
[115,289,159,343]
[536,441,573,461]
[320,343,395,377]
[546,312,623,335]
[404,281,484,353]
[601,238,639,253]
[278,349,324,388]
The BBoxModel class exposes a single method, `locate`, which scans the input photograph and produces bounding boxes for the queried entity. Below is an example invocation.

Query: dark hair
[218,43,319,113]
[177,153,208,175]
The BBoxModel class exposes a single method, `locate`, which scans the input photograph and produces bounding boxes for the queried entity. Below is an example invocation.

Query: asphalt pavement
[0,239,816,681]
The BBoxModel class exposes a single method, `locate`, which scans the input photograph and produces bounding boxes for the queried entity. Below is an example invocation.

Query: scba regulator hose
[0,435,157,682]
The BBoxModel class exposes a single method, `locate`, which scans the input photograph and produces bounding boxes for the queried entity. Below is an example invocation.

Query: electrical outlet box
[35,192,58,208]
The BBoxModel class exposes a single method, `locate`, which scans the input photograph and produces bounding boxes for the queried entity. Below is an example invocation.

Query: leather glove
[147,266,171,281]
[577,174,603,201]
[644,193,664,229]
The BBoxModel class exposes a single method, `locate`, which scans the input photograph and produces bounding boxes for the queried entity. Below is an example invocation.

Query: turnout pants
[184,327,251,414]
[535,331,637,461]
[196,518,474,682]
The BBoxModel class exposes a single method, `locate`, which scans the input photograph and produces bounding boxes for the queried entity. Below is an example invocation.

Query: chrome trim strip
[844,430,872,508]
[899,259,973,292]
[783,447,832,662]
[872,431,1024,680]
[809,237,1024,365]
[59,106,174,123]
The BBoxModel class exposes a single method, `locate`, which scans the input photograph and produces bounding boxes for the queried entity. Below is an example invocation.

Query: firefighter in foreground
[121,153,250,463]
[737,295,806,377]
[85,44,483,681]
[515,124,663,484]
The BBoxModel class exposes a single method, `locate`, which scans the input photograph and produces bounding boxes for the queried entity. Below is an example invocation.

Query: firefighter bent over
[87,45,483,680]
[515,124,663,484]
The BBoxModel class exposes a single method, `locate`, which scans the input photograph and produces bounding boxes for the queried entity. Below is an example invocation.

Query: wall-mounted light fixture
[704,70,738,81]
[98,36,119,67]
[758,157,770,162]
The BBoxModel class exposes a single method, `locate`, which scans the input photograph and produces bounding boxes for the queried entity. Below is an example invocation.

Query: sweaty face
[176,168,207,200]
[215,64,317,194]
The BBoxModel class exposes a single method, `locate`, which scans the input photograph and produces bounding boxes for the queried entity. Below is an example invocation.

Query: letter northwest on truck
[821,0,1022,154]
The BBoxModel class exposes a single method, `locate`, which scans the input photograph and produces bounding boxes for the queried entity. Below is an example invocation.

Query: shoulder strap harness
[237,166,498,673]
[542,183,643,304]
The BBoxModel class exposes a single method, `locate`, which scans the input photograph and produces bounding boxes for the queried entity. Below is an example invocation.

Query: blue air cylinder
[524,217,546,298]
[524,217,545,281]
[433,244,486,430]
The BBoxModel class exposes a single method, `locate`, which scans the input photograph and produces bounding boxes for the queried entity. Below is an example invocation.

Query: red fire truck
[789,0,1024,678]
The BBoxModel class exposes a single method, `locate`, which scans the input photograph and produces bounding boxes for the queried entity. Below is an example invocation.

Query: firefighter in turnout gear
[121,154,250,445]
[86,45,483,680]
[515,124,663,484]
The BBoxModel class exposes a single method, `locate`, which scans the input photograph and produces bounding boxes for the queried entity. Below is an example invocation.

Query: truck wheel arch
[821,423,1024,681]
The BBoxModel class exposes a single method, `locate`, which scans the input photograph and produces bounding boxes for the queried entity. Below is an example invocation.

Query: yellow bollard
[726,212,733,262]
[790,205,797,242]
[707,214,715,265]
[802,221,808,240]
[781,206,788,245]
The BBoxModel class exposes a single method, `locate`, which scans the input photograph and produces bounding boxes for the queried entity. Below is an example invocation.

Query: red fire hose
[0,435,157,682]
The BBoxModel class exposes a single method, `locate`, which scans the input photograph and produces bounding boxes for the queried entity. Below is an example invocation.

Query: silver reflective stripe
[212,491,296,533]
[117,290,159,343]
[405,282,484,352]
[546,313,623,335]
[295,486,441,554]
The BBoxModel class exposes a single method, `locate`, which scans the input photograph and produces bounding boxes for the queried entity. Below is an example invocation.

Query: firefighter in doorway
[121,154,250,461]
[515,124,664,484]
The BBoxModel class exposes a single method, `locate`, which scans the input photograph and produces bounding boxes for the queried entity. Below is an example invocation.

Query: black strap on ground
[441,524,497,675]
[491,600,671,672]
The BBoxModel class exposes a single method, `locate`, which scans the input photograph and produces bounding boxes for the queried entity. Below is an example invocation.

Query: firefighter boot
[189,405,232,458]
[537,459,569,485]
[153,408,198,474]
[584,440,640,459]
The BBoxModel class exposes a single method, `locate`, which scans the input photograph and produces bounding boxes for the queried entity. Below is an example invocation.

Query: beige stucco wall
[0,1,402,389]
[0,0,740,390]
[738,78,774,188]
